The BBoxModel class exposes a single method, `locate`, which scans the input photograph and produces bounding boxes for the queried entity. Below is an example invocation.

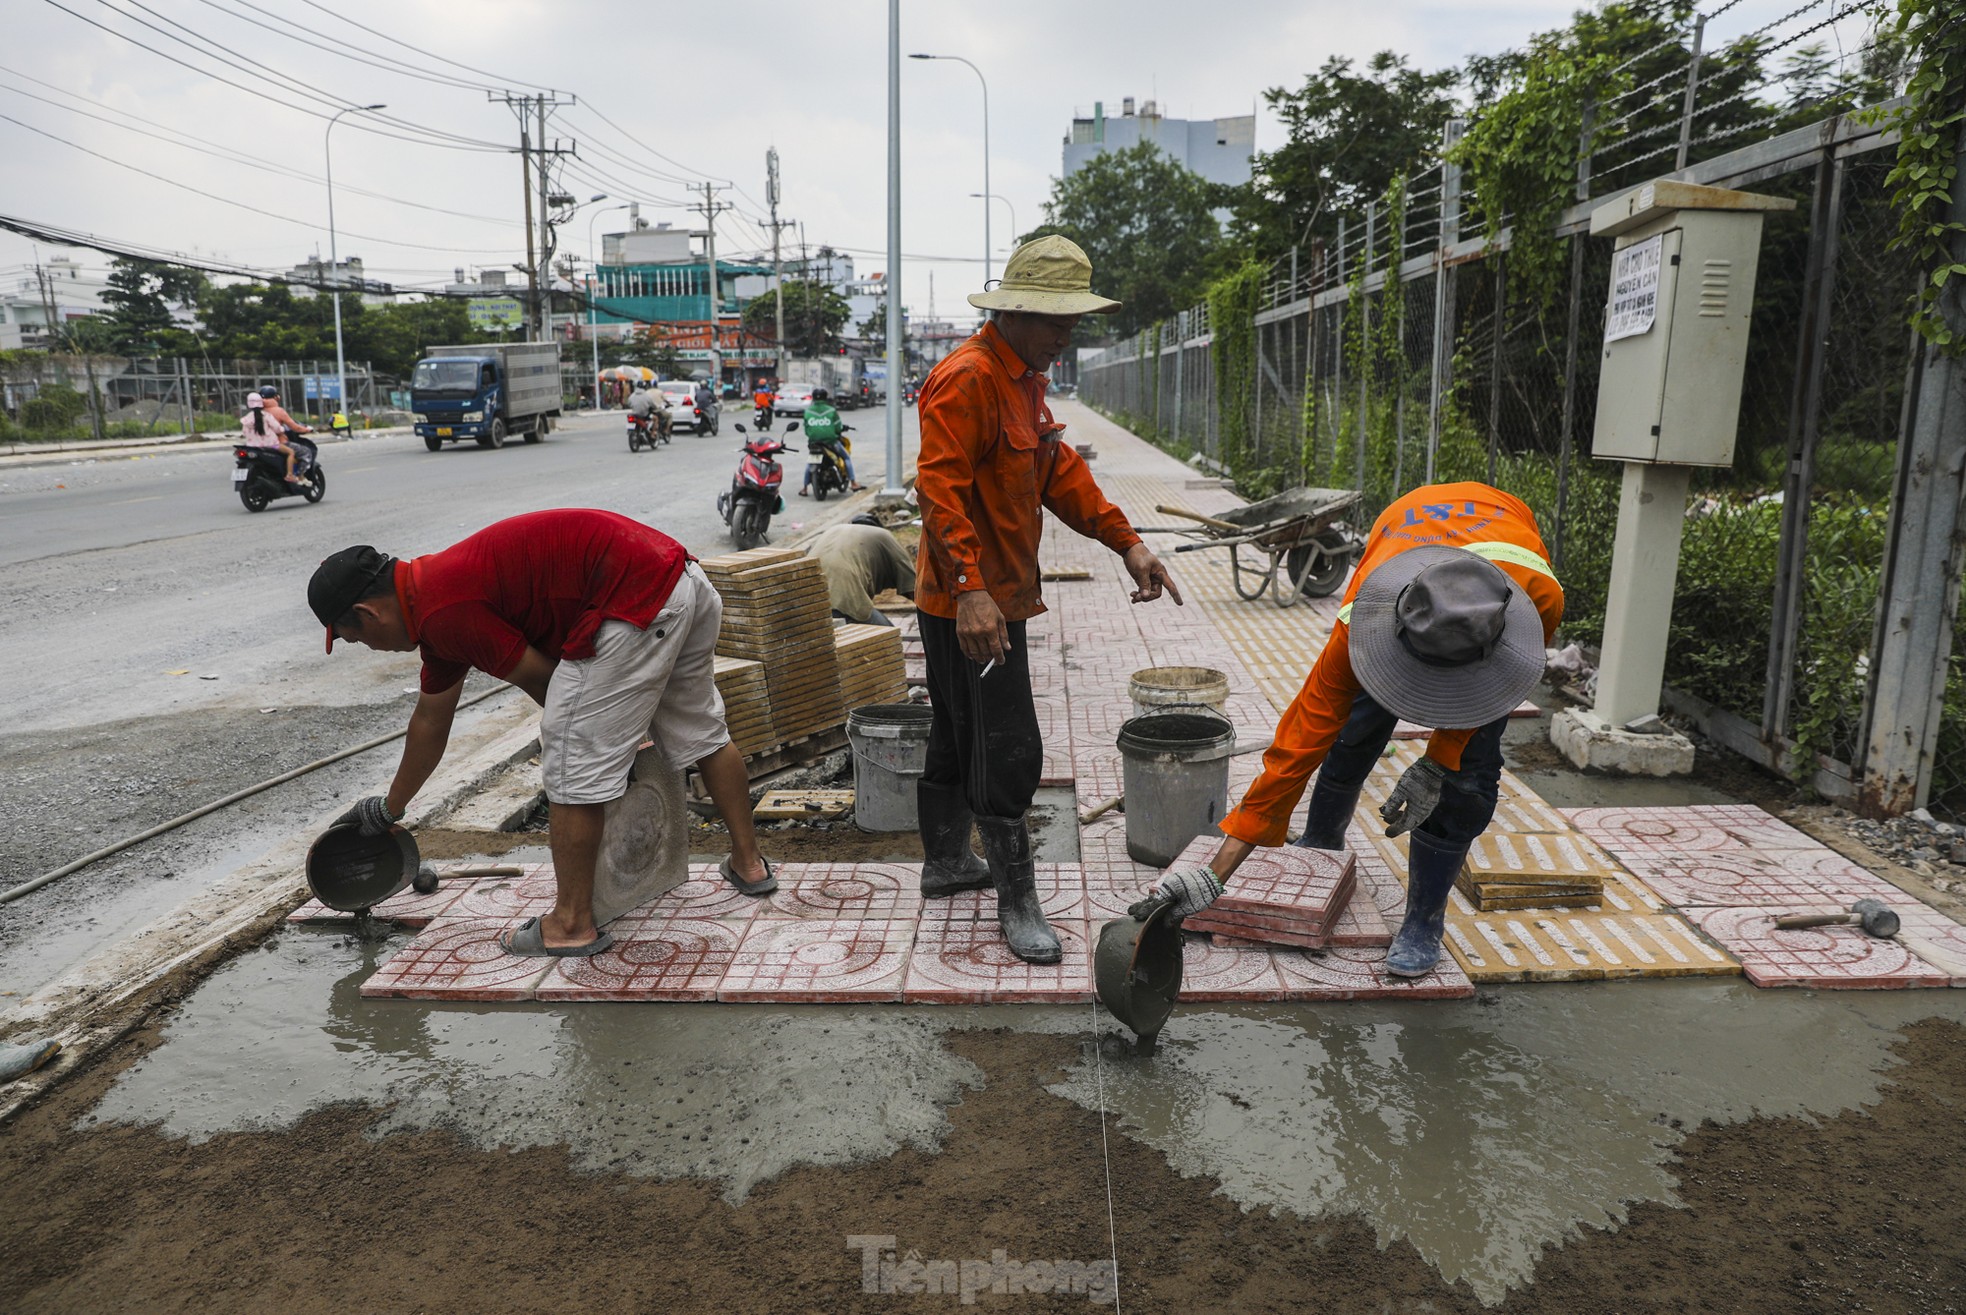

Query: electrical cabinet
[1589,180,1794,466]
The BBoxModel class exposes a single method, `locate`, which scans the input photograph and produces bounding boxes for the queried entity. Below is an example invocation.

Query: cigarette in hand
[980,659,997,679]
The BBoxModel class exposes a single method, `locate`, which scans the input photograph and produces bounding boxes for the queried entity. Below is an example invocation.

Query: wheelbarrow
[1137,486,1365,608]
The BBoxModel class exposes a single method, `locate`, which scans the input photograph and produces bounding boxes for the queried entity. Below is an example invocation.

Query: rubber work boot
[974,812,1061,965]
[1386,829,1467,977]
[917,780,991,897]
[1293,775,1362,852]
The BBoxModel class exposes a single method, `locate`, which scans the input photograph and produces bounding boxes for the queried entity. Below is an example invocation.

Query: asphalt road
[0,404,917,999]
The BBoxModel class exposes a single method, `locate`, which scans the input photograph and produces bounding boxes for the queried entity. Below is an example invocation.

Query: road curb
[0,426,414,472]
[0,691,539,1123]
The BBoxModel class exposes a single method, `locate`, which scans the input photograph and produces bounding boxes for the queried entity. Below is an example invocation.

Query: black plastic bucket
[306,822,421,912]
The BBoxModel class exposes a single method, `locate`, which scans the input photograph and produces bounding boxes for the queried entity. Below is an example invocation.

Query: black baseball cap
[309,545,396,653]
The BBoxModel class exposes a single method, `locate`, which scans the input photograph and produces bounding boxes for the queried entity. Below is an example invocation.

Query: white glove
[1154,865,1225,919]
[336,795,401,836]
[1379,758,1448,837]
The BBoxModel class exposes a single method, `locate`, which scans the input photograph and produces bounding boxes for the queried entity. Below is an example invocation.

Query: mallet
[1773,897,1901,939]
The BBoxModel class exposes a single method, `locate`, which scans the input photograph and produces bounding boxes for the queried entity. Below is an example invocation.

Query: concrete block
[593,750,691,927]
[1550,707,1696,776]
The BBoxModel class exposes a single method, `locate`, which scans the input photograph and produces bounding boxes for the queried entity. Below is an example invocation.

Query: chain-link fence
[1083,80,1961,819]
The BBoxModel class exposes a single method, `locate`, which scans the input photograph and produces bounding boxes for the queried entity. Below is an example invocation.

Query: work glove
[1379,758,1449,838]
[336,795,401,836]
[1152,865,1225,920]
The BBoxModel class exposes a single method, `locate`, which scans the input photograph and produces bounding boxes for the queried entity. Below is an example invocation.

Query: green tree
[741,279,851,356]
[98,257,206,355]
[1024,141,1225,337]
[1231,53,1460,260]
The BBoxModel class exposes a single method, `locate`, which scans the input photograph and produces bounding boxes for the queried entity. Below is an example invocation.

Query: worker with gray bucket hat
[1153,483,1564,978]
[914,234,1183,965]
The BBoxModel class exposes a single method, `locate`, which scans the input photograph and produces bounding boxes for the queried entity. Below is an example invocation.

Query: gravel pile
[1842,807,1966,890]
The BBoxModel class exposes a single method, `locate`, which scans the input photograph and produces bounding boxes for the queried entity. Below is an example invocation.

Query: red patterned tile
[1270,944,1475,1000]
[760,863,924,921]
[918,864,1089,921]
[288,873,486,927]
[717,918,914,1001]
[358,917,553,1000]
[536,917,744,1001]
[1567,805,1813,854]
[1174,934,1288,1000]
[1169,835,1354,924]
[1613,849,1902,909]
[1185,873,1357,942]
[438,866,559,922]
[642,863,767,920]
[1689,907,1952,989]
[902,919,1093,1003]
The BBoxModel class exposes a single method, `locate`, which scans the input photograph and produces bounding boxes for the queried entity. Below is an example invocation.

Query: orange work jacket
[914,322,1140,620]
[1219,482,1565,848]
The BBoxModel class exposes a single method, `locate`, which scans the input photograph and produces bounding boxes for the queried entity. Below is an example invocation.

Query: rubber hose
[0,685,511,906]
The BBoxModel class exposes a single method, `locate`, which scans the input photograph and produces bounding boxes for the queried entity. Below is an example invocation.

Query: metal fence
[1082,92,1966,820]
[0,354,386,433]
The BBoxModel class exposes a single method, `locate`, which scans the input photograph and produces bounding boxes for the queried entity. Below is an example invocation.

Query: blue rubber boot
[1386,830,1466,978]
[1293,776,1362,852]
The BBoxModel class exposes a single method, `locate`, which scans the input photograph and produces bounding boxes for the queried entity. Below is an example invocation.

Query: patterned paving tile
[535,917,744,1001]
[919,864,1090,922]
[642,864,768,920]
[717,918,914,1002]
[759,863,924,921]
[286,878,465,928]
[358,917,553,1000]
[1567,804,1815,854]
[1269,944,1475,1000]
[1612,849,1903,910]
[1894,905,1966,985]
[1690,907,1951,989]
[901,919,1094,1003]
[1445,910,1739,982]
[437,866,559,923]
[1175,935,1289,1000]
[1169,835,1355,923]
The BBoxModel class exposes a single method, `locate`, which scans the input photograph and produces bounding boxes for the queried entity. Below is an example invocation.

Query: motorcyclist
[241,393,305,485]
[799,387,863,495]
[628,381,670,442]
[752,380,775,427]
[258,386,311,442]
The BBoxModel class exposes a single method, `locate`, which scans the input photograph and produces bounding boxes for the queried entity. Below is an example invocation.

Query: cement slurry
[90,928,1966,1304]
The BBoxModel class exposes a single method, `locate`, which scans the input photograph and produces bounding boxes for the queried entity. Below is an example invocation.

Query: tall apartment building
[1062,97,1255,190]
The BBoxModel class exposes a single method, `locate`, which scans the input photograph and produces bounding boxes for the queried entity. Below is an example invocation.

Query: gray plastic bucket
[1116,710,1237,867]
[848,704,935,832]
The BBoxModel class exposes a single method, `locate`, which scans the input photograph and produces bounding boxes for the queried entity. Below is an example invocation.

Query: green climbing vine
[1449,36,1627,320]
[1206,259,1264,481]
[1869,0,1966,353]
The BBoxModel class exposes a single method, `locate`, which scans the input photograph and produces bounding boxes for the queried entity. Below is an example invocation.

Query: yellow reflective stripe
[1336,602,1353,624]
[1461,541,1558,582]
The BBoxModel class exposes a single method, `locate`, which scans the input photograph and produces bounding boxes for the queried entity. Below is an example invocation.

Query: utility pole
[691,181,734,389]
[491,91,576,340]
[767,148,787,369]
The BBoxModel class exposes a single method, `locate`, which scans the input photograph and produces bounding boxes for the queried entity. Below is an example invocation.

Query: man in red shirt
[308,509,777,957]
[914,236,1181,964]
[1153,483,1562,979]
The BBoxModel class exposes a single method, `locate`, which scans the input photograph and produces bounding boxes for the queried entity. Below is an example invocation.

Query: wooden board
[707,553,845,747]
[754,789,855,821]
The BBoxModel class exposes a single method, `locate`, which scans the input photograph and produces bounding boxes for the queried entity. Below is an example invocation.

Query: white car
[659,381,719,435]
[774,385,815,417]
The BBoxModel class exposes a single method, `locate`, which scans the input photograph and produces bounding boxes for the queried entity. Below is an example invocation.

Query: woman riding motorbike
[241,393,305,485]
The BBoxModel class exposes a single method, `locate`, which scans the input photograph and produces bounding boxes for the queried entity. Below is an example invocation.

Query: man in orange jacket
[1154,482,1563,978]
[915,235,1182,964]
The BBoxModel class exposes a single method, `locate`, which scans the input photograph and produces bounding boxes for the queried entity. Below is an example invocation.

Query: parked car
[660,381,719,435]
[774,384,815,417]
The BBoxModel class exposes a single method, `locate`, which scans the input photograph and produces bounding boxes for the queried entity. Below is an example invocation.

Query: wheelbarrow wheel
[1286,543,1349,600]
[1229,544,1274,601]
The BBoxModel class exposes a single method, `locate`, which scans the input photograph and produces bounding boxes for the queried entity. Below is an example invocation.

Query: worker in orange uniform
[915,235,1183,964]
[1154,483,1563,978]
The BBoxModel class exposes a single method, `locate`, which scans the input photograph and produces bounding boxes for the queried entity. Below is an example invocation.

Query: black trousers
[918,612,1042,819]
[1311,689,1508,848]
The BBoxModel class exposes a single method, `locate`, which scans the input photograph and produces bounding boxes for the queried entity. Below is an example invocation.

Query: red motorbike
[717,421,798,550]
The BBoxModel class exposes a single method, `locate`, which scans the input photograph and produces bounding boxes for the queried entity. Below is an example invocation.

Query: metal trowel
[1094,890,1185,1053]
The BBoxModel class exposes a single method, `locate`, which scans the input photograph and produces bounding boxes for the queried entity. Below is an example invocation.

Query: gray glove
[1154,865,1225,919]
[1379,758,1448,837]
[336,795,401,836]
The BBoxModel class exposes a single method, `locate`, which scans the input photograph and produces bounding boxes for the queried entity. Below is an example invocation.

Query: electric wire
[186,0,498,95]
[290,0,564,94]
[1089,1001,1123,1314]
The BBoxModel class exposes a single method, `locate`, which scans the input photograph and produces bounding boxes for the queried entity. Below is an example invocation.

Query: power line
[186,0,497,95]
[290,0,565,95]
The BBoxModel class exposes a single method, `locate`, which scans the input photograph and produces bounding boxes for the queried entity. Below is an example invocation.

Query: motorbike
[232,434,324,512]
[717,422,797,550]
[752,401,774,431]
[806,424,853,502]
[626,411,670,452]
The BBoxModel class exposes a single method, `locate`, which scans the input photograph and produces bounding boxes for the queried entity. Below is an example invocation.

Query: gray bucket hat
[967,235,1121,316]
[1348,547,1544,728]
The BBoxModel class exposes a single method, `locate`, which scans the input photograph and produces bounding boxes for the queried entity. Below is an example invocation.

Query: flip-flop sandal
[499,916,614,958]
[720,855,777,896]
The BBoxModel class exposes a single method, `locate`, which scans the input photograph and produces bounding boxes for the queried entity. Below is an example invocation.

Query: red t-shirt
[399,509,691,694]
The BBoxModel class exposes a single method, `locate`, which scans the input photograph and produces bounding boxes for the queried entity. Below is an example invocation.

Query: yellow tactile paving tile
[1444,909,1740,982]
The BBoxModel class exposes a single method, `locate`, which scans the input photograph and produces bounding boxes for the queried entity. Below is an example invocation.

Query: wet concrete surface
[88,916,1966,1305]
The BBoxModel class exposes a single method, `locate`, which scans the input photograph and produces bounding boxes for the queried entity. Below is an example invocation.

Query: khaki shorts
[539,563,730,804]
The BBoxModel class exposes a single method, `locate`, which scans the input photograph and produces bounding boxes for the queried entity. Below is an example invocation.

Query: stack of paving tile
[834,623,908,711]
[1453,830,1610,911]
[1164,835,1359,949]
[701,547,845,744]
[712,655,776,756]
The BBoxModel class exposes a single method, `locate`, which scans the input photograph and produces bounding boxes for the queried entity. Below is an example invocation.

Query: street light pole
[969,192,1016,253]
[910,53,991,284]
[325,103,384,424]
[885,0,904,497]
[587,199,625,410]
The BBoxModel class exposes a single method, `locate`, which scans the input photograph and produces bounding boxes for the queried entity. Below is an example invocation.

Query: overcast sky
[0,0,1859,323]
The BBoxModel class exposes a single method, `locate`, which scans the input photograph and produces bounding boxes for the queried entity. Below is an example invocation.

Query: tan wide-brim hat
[968,235,1122,316]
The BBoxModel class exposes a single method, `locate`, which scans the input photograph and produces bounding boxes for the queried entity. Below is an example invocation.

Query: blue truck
[410,342,562,451]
